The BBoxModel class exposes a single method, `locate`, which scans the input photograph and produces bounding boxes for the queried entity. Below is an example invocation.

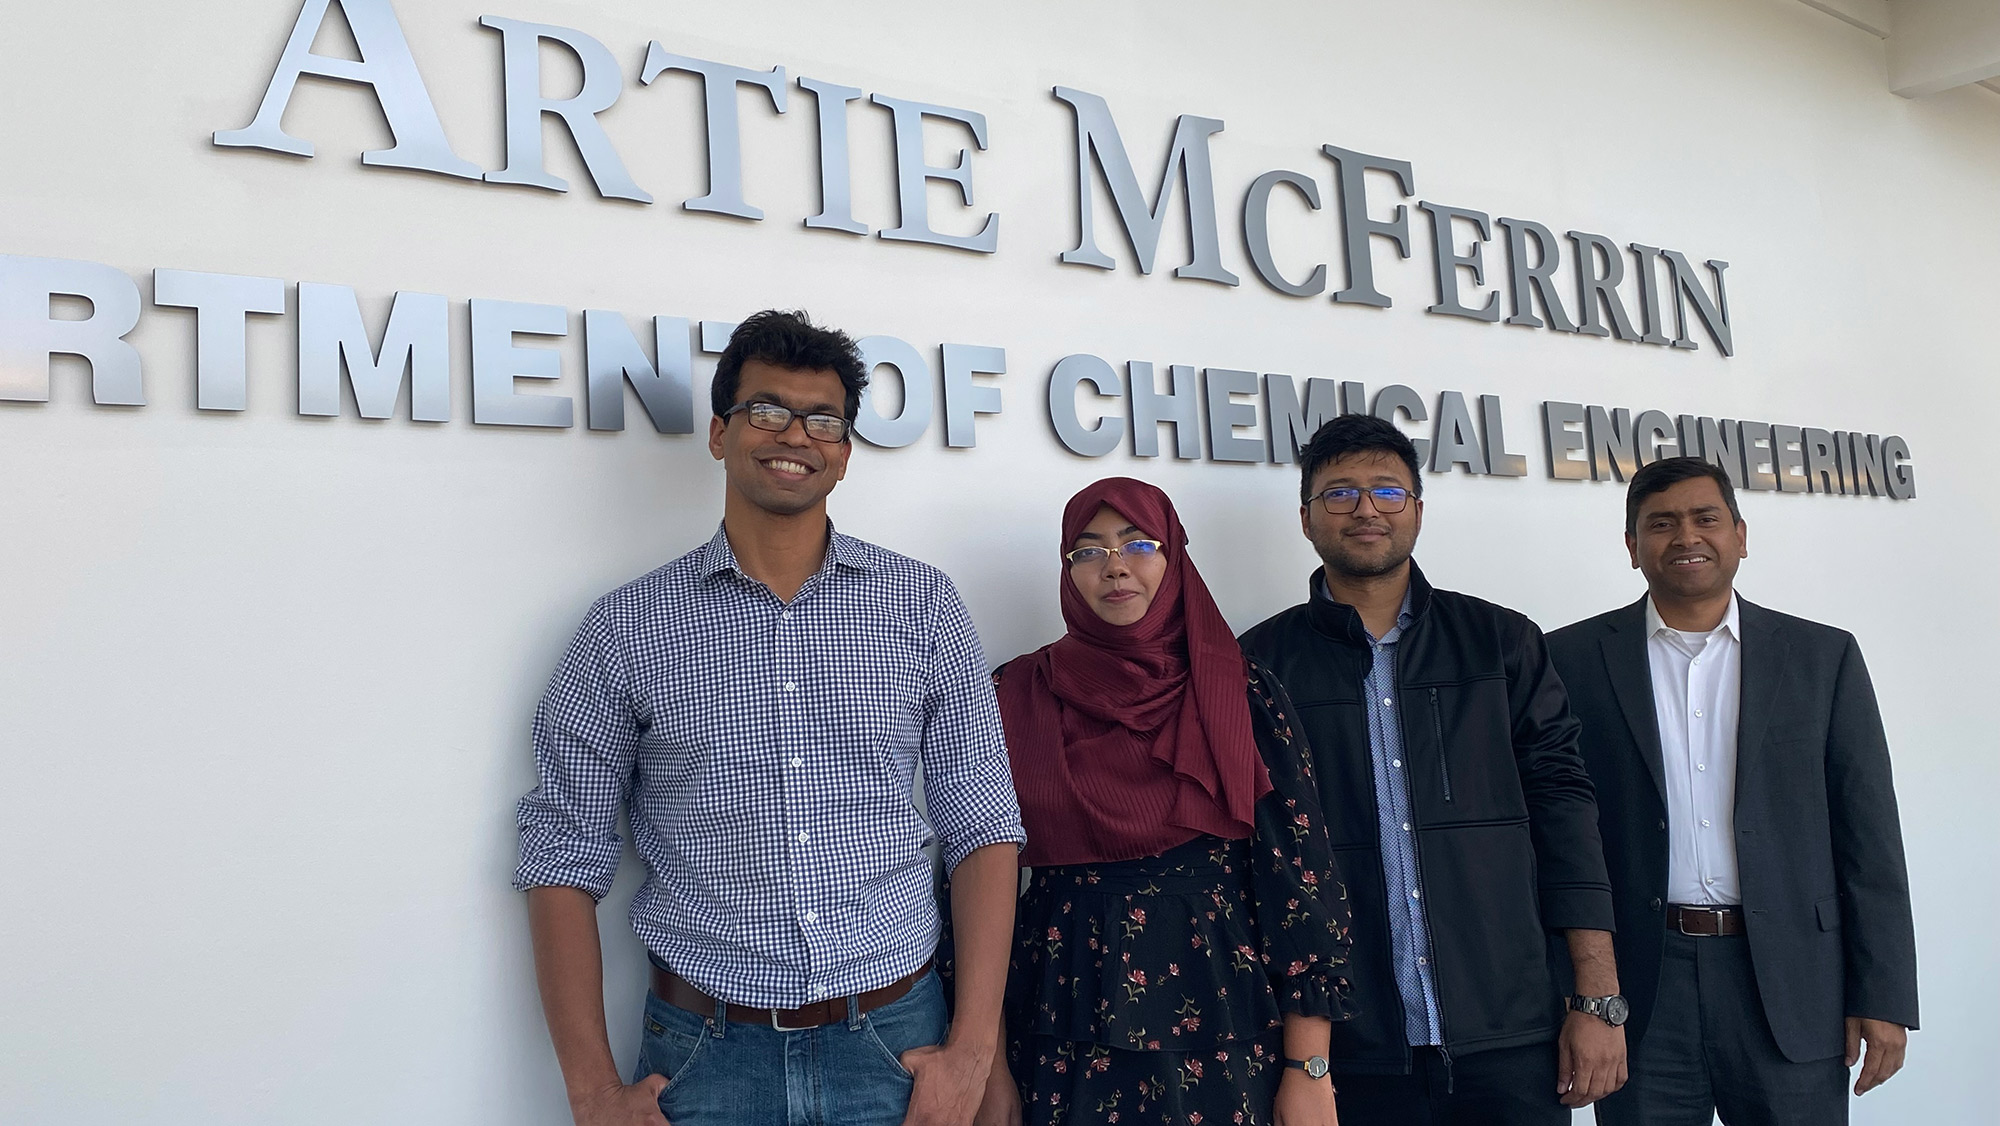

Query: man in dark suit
[1548,455,1918,1125]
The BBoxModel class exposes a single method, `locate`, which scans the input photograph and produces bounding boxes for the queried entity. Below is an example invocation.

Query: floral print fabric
[999,662,1355,1124]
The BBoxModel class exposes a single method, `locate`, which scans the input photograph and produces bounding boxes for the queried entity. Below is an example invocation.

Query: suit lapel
[1600,597,1667,805]
[1735,598,1789,805]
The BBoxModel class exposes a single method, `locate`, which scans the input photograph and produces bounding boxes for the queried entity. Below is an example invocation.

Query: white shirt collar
[1645,591,1740,642]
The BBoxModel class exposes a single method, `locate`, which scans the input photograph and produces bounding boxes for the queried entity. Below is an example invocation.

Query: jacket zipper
[1430,688,1453,803]
[1393,651,1450,1062]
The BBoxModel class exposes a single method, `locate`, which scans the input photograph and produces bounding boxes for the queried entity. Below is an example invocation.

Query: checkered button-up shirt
[515,523,1025,1009]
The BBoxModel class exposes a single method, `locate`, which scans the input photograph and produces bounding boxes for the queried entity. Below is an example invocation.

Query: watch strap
[1284,1056,1331,1079]
[1569,993,1628,1025]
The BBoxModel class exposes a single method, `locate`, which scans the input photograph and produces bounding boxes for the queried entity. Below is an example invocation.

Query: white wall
[1,1,1993,1122]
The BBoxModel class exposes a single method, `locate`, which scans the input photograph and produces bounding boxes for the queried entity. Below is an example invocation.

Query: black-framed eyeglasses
[1315,486,1411,515]
[723,401,852,443]
[1063,539,1165,568]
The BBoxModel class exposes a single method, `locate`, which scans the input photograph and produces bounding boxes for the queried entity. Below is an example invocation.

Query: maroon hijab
[997,478,1272,867]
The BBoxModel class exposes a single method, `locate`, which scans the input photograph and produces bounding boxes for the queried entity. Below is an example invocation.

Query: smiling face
[1067,504,1168,626]
[707,359,852,518]
[1627,475,1748,604]
[1300,450,1423,581]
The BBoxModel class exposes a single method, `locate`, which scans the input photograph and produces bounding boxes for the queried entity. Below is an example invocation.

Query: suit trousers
[1335,1042,1568,1126]
[1595,931,1847,1126]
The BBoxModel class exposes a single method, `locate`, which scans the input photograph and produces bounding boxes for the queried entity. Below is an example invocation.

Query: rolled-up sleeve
[514,600,641,901]
[917,576,1026,873]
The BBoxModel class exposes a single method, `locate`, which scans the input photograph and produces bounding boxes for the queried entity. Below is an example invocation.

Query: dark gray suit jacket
[1548,595,1918,1063]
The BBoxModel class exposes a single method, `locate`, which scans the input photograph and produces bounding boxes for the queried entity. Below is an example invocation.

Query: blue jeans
[633,969,948,1126]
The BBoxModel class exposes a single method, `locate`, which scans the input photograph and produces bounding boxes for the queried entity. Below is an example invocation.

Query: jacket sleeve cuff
[1844,985,1921,1031]
[1540,885,1616,933]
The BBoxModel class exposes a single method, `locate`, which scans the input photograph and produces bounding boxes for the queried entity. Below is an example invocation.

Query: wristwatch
[1285,1055,1331,1079]
[1568,994,1631,1027]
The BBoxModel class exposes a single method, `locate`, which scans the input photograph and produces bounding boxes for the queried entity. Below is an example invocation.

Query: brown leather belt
[1668,903,1746,936]
[650,961,931,1031]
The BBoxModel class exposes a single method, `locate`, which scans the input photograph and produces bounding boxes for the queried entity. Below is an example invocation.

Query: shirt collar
[697,519,874,583]
[1644,591,1740,642]
[1385,586,1416,641]
[1315,572,1415,640]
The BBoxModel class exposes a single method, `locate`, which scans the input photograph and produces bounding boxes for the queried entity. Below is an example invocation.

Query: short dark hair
[710,310,869,422]
[1298,414,1425,504]
[1625,456,1743,536]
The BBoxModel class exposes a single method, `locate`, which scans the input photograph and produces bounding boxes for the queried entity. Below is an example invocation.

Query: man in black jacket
[1240,414,1626,1125]
[1548,456,1917,1125]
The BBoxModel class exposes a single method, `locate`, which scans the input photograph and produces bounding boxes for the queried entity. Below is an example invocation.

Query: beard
[1311,526,1416,580]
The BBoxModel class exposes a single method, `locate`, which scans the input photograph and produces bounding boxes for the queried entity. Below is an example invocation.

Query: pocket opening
[1430,688,1453,803]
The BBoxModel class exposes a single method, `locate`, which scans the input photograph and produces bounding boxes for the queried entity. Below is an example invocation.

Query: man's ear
[1625,532,1640,570]
[708,415,727,460]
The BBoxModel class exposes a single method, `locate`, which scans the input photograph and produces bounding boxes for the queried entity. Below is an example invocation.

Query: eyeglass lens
[1320,487,1409,514]
[1066,540,1163,566]
[742,402,848,442]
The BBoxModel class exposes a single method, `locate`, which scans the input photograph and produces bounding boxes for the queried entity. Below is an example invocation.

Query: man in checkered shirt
[515,310,1026,1126]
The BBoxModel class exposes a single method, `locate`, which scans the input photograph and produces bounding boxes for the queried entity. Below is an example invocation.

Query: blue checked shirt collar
[696,520,878,585]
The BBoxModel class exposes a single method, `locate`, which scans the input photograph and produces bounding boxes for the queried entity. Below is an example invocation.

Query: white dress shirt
[1645,594,1743,905]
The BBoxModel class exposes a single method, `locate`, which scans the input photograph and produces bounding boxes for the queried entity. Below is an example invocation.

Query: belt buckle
[770,1008,816,1032]
[1678,905,1718,936]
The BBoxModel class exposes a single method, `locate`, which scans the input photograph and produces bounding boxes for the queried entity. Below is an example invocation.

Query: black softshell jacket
[1239,562,1615,1074]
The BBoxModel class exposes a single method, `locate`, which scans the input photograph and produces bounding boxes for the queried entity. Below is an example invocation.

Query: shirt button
[1650,898,1663,911]
[1701,819,1711,828]
[1693,658,1700,666]
[796,831,809,844]
[1697,763,1706,772]
[781,610,792,620]
[1417,957,1428,966]
[1402,822,1412,832]
[790,756,804,768]
[1411,889,1421,900]
[804,910,818,924]
[1657,820,1667,831]
[1382,698,1393,707]
[1705,877,1716,885]
[1694,708,1705,719]
[783,681,797,692]
[1392,759,1402,768]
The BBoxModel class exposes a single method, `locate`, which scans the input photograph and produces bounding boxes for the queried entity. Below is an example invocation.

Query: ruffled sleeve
[1245,657,1357,1021]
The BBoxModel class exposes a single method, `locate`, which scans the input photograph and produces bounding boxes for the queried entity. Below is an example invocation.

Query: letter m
[1051,87,1238,286]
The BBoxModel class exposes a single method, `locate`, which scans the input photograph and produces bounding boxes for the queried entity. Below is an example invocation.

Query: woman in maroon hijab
[976,478,1354,1126]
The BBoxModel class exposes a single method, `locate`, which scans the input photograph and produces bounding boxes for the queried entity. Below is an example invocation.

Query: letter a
[214,0,481,179]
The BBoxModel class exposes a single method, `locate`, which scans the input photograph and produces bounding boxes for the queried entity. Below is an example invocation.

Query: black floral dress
[994,660,1355,1126]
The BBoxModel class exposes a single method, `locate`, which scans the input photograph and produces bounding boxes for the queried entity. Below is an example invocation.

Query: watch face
[1605,996,1631,1026]
[1306,1056,1330,1079]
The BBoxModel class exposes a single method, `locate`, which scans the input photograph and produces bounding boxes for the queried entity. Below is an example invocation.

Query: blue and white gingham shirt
[515,523,1025,1009]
